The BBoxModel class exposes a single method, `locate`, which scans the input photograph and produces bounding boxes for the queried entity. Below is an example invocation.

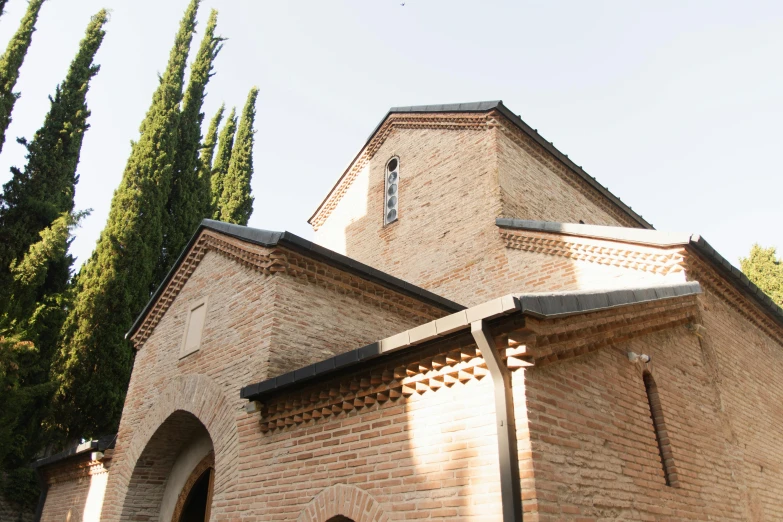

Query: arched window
[643,371,679,487]
[384,157,399,225]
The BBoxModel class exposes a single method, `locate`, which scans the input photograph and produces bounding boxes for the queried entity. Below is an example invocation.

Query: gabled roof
[310,100,654,229]
[126,220,464,341]
[241,282,701,402]
[496,218,783,329]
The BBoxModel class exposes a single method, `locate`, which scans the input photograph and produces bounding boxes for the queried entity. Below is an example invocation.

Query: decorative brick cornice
[518,297,701,366]
[684,255,783,346]
[499,226,783,347]
[500,228,687,276]
[255,339,492,433]
[311,109,645,231]
[310,112,490,230]
[490,112,642,229]
[130,231,284,348]
[253,296,702,432]
[130,230,445,348]
[43,455,109,485]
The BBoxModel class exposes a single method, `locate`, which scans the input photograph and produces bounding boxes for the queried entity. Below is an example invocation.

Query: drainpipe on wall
[471,320,523,521]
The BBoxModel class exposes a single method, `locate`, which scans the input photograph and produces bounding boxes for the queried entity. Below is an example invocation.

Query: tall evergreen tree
[160,9,222,279]
[218,87,257,225]
[0,1,8,17]
[0,211,85,509]
[51,0,200,440]
[0,9,108,305]
[198,102,223,193]
[740,244,783,306]
[210,106,236,218]
[0,0,45,154]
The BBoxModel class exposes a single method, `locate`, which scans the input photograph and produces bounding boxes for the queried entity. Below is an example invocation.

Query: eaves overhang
[497,218,783,329]
[240,282,701,403]
[126,219,464,342]
[32,434,116,469]
[309,100,654,230]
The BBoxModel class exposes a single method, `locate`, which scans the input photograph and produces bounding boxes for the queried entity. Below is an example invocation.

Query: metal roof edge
[687,235,783,325]
[126,220,464,341]
[490,103,653,229]
[240,283,701,402]
[496,218,689,246]
[309,100,654,229]
[31,434,116,469]
[495,218,783,329]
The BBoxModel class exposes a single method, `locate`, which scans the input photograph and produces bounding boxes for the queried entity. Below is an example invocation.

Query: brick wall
[100,231,450,521]
[39,454,110,522]
[314,111,644,308]
[237,333,507,521]
[495,121,637,227]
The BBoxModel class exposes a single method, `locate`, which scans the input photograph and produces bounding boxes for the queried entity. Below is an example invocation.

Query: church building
[33,101,783,521]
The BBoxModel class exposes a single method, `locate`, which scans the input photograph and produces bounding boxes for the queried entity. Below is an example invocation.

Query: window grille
[384,157,399,225]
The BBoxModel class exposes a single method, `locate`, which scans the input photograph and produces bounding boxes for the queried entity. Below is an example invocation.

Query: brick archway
[102,374,238,521]
[297,484,388,522]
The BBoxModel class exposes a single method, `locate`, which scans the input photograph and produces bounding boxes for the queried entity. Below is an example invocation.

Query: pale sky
[0,0,780,271]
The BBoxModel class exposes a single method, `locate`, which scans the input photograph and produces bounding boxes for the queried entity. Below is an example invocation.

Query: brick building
[34,101,783,521]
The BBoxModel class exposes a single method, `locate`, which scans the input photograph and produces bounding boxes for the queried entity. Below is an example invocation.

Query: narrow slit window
[643,371,679,487]
[384,157,399,225]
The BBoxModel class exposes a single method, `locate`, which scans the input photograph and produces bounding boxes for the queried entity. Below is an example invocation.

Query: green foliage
[217,87,257,225]
[740,244,783,307]
[0,9,107,305]
[0,467,39,511]
[0,212,84,503]
[198,103,223,197]
[160,9,223,279]
[51,0,200,440]
[0,0,45,154]
[210,106,236,218]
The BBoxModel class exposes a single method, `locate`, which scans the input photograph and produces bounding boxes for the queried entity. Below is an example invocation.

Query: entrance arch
[102,374,238,522]
[119,410,214,521]
[297,484,387,522]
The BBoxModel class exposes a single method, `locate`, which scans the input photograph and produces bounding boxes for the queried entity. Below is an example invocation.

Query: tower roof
[310,100,654,229]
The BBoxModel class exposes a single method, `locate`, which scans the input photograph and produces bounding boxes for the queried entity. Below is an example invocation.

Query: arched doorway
[326,518,354,522]
[120,410,215,522]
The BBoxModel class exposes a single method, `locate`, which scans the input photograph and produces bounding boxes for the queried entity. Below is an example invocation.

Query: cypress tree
[210,106,236,218]
[160,9,222,278]
[0,9,108,305]
[218,87,258,225]
[52,0,200,440]
[0,1,8,17]
[0,211,85,509]
[0,0,45,154]
[198,103,223,194]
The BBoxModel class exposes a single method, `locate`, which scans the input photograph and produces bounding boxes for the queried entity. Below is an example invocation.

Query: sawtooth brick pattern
[236,335,506,521]
[315,116,648,307]
[102,235,448,521]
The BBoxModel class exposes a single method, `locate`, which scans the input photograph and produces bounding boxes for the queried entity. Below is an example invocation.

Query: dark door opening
[178,467,213,522]
[326,518,354,522]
